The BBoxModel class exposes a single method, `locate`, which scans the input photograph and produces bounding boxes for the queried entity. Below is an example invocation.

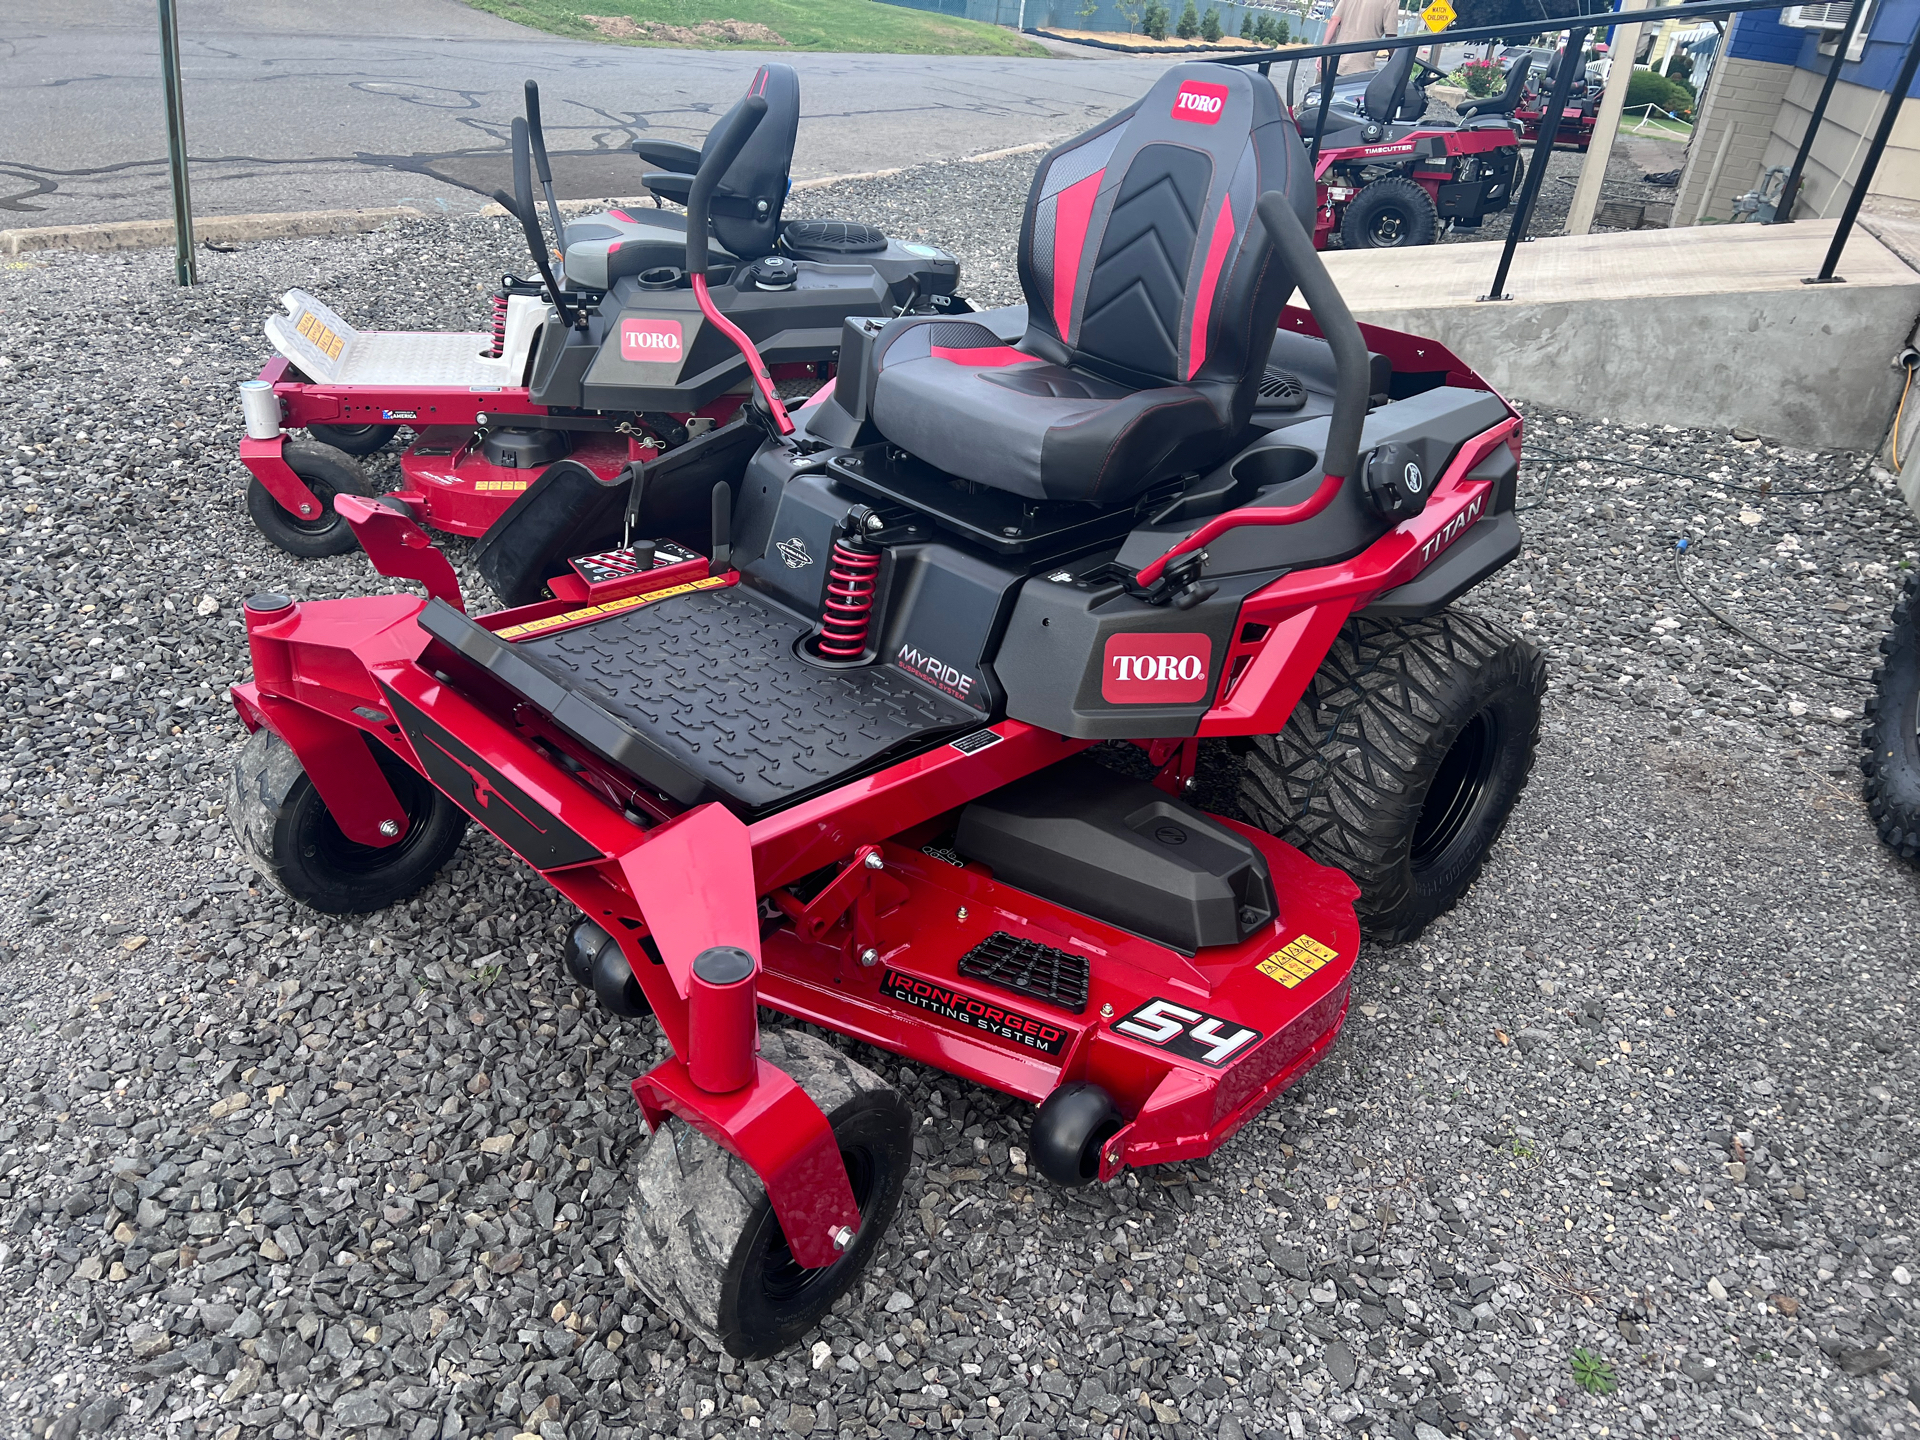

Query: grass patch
[1624,113,1693,141]
[462,0,1050,54]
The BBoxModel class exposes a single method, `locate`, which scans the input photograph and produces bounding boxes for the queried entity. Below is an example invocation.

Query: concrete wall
[1675,53,1796,223]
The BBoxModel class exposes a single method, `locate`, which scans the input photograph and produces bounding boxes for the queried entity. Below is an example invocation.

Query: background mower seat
[864,64,1311,506]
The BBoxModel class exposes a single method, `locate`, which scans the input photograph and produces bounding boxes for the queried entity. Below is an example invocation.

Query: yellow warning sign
[294,310,346,361]
[1257,934,1339,989]
[494,574,725,641]
[1421,0,1455,31]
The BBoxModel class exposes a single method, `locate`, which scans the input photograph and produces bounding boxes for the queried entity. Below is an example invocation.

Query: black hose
[1256,190,1366,484]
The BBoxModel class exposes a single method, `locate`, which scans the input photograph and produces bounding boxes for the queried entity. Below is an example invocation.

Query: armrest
[644,172,693,207]
[631,139,702,173]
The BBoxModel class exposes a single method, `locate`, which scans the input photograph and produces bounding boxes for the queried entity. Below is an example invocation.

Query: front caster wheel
[227,728,468,915]
[1239,608,1545,942]
[622,1030,911,1358]
[245,440,371,558]
[563,918,654,1017]
[1030,1082,1122,1187]
[1863,570,1920,862]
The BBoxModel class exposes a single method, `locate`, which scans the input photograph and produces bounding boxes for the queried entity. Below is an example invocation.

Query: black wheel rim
[1410,709,1501,871]
[323,425,380,440]
[281,475,340,535]
[295,762,436,877]
[756,1144,878,1304]
[1368,208,1411,245]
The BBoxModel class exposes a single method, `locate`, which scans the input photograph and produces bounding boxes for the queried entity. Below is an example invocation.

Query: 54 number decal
[1112,999,1261,1067]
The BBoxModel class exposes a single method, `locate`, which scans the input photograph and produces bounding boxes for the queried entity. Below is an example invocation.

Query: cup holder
[1228,446,1315,492]
[636,266,685,291]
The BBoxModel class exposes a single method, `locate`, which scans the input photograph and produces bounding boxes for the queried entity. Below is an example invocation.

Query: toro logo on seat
[619,318,684,364]
[1102,632,1211,704]
[1172,80,1230,125]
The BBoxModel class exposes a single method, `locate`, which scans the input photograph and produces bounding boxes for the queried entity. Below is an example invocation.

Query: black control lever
[710,482,732,575]
[491,117,576,328]
[524,80,568,262]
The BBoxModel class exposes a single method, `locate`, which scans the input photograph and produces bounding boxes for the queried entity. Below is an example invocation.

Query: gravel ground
[1,154,1917,1440]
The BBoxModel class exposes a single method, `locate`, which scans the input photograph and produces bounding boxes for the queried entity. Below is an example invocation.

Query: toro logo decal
[881,969,1067,1056]
[1172,80,1230,125]
[1101,632,1211,705]
[619,318,684,364]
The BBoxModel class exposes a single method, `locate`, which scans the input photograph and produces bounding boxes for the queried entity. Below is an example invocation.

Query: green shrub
[1176,0,1201,38]
[1271,12,1289,41]
[1143,0,1170,38]
[1240,9,1254,36]
[1627,67,1694,119]
[1201,5,1222,39]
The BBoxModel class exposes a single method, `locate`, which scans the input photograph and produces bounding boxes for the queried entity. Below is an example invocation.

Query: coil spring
[815,537,880,659]
[486,292,509,358]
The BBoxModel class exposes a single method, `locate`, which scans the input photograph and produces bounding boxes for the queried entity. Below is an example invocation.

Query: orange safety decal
[494,574,727,641]
[1256,933,1338,989]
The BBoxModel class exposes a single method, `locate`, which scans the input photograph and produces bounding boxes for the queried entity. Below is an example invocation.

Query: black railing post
[1482,25,1590,301]
[1309,53,1336,163]
[1810,11,1920,281]
[1773,0,1867,222]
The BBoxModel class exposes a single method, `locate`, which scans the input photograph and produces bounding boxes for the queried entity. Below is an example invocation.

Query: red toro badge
[1172,81,1230,125]
[620,318,684,364]
[1102,632,1212,704]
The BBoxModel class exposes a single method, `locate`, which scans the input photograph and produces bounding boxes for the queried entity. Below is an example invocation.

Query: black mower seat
[418,588,978,815]
[865,64,1311,506]
[1457,54,1535,121]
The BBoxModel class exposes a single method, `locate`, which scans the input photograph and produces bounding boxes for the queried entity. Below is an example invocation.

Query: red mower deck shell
[241,355,785,539]
[231,309,1516,1272]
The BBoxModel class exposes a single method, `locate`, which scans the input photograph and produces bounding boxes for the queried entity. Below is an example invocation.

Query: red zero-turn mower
[1513,50,1599,153]
[1307,48,1527,248]
[235,66,963,560]
[227,65,1545,1357]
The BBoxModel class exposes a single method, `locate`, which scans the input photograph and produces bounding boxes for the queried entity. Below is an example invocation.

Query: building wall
[1677,0,1920,224]
[1675,53,1797,222]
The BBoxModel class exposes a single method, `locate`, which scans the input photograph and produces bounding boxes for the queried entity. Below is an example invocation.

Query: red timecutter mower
[1303,48,1530,248]
[235,67,965,560]
[227,65,1545,1357]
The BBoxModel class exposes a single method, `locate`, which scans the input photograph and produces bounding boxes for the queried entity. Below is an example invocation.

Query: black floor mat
[515,584,980,813]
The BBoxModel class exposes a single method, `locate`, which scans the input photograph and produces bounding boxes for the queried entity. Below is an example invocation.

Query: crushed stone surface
[0,156,1915,1440]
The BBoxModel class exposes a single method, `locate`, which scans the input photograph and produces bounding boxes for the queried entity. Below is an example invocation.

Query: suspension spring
[815,536,881,659]
[486,291,509,358]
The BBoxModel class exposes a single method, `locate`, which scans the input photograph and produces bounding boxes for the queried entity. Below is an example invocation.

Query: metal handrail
[1203,0,1915,297]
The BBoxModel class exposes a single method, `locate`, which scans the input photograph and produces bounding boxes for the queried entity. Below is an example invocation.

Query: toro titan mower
[1303,46,1528,248]
[236,65,964,560]
[228,64,1544,1357]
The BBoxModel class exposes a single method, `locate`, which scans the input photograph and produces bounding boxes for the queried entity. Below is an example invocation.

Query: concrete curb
[0,206,425,257]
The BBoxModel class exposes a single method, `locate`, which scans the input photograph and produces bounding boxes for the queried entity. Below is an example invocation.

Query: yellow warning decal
[495,574,726,641]
[294,311,346,361]
[474,480,531,492]
[1257,934,1339,990]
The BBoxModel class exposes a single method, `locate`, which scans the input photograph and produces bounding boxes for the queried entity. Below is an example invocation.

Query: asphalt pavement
[0,0,1163,229]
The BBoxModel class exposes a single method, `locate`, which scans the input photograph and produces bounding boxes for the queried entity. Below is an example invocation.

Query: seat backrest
[1016,64,1310,408]
[1362,46,1417,124]
[706,63,800,260]
[1499,53,1535,109]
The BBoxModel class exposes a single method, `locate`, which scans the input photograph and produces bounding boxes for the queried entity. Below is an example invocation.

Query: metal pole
[1772,0,1867,223]
[1811,10,1920,281]
[1568,0,1652,234]
[1309,53,1335,163]
[1483,26,1590,301]
[157,0,195,286]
